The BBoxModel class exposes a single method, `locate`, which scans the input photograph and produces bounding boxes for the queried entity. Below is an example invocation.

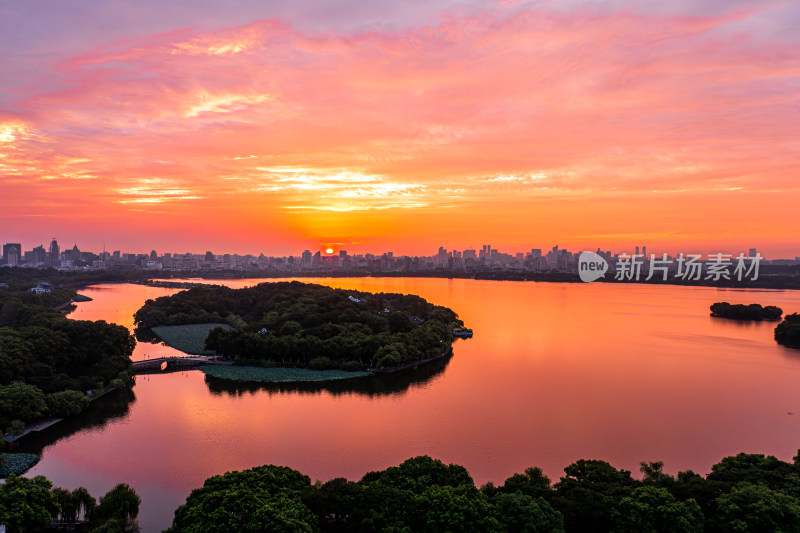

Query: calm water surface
[26,278,800,532]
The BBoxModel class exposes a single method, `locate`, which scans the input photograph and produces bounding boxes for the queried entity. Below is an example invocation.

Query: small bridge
[132,356,218,372]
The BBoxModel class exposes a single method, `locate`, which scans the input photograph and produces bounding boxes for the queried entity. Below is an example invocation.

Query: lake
[24,278,800,532]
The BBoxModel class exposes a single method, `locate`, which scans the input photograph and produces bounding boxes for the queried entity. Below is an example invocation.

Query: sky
[1,0,798,257]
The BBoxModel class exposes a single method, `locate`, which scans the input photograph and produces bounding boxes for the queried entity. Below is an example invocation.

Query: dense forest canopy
[165,452,800,533]
[134,282,463,369]
[0,288,135,432]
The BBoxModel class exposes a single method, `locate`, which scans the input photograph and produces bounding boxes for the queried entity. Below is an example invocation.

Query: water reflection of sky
[30,279,800,533]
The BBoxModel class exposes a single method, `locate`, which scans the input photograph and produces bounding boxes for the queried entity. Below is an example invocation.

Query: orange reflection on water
[30,278,800,532]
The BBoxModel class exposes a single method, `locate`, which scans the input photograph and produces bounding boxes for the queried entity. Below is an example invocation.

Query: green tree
[410,485,500,532]
[0,381,47,423]
[499,466,553,499]
[361,456,475,493]
[0,474,59,532]
[52,487,77,524]
[169,465,315,533]
[492,491,565,533]
[91,483,140,530]
[45,389,90,417]
[610,486,703,532]
[714,482,800,531]
[72,486,97,522]
[708,453,794,490]
[554,459,636,532]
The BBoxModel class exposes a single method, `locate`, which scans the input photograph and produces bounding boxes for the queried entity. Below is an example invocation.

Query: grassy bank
[201,365,372,383]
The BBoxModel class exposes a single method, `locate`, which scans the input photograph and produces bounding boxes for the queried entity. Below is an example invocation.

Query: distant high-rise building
[150,250,158,261]
[635,246,640,256]
[31,245,46,265]
[2,243,21,265]
[642,246,647,258]
[3,243,21,266]
[749,248,757,258]
[301,250,312,268]
[205,251,214,262]
[48,238,60,266]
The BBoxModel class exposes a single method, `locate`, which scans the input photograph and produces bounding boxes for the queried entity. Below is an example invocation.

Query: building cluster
[1,238,798,274]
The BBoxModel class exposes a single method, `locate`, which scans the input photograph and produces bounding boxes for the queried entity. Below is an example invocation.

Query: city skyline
[3,235,793,274]
[2,1,800,256]
[0,235,782,259]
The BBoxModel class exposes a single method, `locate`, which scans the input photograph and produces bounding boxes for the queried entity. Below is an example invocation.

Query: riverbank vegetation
[0,474,140,532]
[710,302,783,320]
[0,286,135,438]
[134,281,462,369]
[166,451,800,532]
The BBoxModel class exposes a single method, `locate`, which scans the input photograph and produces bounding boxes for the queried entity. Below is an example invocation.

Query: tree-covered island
[709,302,783,321]
[134,281,464,372]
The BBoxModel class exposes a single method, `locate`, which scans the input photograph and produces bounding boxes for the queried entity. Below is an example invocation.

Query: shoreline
[2,383,130,451]
[41,269,800,292]
[163,346,456,385]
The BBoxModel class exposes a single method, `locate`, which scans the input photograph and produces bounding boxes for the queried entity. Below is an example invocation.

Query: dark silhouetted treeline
[710,302,782,320]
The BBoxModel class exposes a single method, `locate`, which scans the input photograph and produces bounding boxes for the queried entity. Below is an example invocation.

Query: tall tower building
[49,238,60,266]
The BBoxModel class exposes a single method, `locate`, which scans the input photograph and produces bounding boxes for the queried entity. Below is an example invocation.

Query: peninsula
[134,281,465,379]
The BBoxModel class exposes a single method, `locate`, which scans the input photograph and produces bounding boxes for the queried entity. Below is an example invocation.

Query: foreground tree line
[4,452,800,531]
[164,452,800,532]
[0,475,140,532]
[135,282,462,369]
[0,286,135,434]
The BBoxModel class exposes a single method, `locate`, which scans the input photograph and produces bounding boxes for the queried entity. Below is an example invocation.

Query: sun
[325,248,334,254]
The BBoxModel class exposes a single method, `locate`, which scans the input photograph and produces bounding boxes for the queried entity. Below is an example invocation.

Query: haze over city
[2,0,799,256]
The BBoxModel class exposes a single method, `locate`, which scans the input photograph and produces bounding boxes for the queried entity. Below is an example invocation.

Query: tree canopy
[166,451,800,533]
